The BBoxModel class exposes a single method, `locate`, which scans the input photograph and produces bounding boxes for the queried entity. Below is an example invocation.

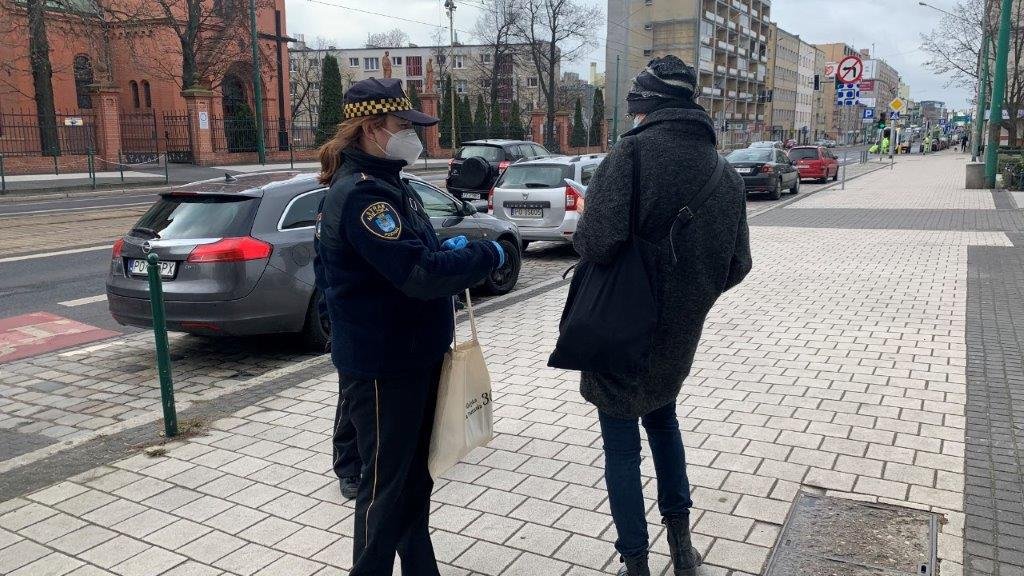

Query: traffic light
[877,112,887,130]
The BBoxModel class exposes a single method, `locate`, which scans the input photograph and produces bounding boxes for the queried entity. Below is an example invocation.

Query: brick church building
[0,0,292,169]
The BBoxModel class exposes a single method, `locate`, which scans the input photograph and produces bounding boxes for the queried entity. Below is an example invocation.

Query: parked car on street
[788,146,840,183]
[106,171,521,350]
[726,147,801,199]
[815,139,838,148]
[749,140,785,149]
[488,154,605,250]
[446,139,552,201]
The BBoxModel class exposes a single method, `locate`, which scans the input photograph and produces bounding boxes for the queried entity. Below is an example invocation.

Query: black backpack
[548,139,725,375]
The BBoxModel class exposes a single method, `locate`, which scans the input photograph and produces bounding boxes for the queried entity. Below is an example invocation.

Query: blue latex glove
[441,235,468,251]
[490,241,506,268]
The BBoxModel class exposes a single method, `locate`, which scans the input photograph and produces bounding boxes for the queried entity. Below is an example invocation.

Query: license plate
[510,208,543,218]
[128,259,176,278]
[736,167,752,174]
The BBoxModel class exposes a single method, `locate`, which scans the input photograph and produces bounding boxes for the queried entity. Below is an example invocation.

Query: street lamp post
[985,0,1012,187]
[249,0,266,165]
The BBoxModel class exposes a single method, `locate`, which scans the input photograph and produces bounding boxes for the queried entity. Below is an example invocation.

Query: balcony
[702,86,715,96]
[728,90,738,98]
[727,21,737,30]
[716,64,727,74]
[715,14,726,24]
[759,33,766,42]
[700,60,714,72]
[705,10,716,21]
[729,68,738,76]
[738,47,747,57]
[757,114,764,121]
[732,0,743,9]
[701,35,713,45]
[717,41,728,51]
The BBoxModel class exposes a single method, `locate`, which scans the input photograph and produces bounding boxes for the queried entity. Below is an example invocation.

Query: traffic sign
[890,111,901,120]
[862,108,876,120]
[837,55,864,84]
[889,97,906,113]
[859,80,875,92]
[835,83,861,107]
[824,62,838,79]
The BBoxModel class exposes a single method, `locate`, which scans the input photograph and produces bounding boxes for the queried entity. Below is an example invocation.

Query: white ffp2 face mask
[381,128,423,166]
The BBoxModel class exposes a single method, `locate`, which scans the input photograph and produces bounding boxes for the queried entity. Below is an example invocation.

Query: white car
[488,154,605,249]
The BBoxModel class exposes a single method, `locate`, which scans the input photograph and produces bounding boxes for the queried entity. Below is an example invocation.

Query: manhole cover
[765,492,938,576]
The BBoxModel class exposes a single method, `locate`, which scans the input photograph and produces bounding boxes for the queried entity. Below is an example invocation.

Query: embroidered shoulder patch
[360,201,402,240]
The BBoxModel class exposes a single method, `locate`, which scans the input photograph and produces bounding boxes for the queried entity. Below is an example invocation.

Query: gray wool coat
[573,107,752,419]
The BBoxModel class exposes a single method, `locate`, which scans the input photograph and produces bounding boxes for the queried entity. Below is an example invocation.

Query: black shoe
[339,475,359,500]
[663,515,702,576]
[615,553,650,576]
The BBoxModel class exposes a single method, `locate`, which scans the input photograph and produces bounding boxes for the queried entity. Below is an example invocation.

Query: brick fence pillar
[420,91,443,158]
[89,85,121,169]
[556,111,570,152]
[529,111,544,144]
[182,88,215,166]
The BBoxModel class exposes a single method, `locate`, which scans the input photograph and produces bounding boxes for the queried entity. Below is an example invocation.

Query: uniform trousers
[333,371,362,479]
[341,363,442,576]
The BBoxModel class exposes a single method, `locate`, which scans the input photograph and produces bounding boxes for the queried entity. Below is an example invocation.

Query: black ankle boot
[663,515,702,576]
[615,553,651,576]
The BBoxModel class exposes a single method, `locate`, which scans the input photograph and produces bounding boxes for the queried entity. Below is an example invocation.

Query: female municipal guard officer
[314,77,505,575]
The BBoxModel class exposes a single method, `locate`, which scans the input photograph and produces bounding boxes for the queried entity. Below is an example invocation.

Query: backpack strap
[668,154,725,263]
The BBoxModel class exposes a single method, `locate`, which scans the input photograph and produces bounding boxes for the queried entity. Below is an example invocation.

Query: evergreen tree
[458,94,474,145]
[489,99,504,139]
[227,102,257,152]
[473,94,488,141]
[316,55,344,146]
[589,88,605,147]
[440,76,454,148]
[571,98,588,148]
[508,100,525,140]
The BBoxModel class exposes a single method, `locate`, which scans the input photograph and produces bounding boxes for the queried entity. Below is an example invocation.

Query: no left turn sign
[837,55,864,84]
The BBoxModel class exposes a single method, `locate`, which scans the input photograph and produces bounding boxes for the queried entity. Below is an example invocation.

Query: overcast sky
[285,0,971,109]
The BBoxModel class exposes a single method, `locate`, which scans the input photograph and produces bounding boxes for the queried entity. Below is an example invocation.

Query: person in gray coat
[573,55,752,576]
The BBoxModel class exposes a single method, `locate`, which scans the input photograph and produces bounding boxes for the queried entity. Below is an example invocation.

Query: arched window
[73,55,94,109]
[130,81,140,109]
[142,80,152,108]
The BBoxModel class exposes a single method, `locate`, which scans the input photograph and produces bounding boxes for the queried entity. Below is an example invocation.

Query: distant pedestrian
[961,133,969,153]
[565,55,752,576]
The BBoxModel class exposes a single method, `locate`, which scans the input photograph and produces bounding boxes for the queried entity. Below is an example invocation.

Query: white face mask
[378,127,423,166]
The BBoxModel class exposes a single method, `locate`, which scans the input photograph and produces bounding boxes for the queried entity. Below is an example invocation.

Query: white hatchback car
[488,154,605,249]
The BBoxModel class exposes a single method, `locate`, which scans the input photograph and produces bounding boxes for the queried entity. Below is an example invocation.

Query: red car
[788,146,840,183]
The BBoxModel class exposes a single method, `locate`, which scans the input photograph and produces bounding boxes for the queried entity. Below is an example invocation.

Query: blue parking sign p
[863,109,875,120]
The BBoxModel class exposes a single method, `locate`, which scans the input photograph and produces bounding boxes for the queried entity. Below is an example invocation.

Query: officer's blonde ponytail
[318,114,387,185]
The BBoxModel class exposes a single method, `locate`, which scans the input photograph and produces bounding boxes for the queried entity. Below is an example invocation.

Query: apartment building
[289,38,552,125]
[765,24,799,137]
[815,42,863,143]
[813,47,828,136]
[796,40,817,139]
[605,0,773,137]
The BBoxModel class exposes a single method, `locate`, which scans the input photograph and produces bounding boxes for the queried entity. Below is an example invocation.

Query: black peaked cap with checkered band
[343,78,439,126]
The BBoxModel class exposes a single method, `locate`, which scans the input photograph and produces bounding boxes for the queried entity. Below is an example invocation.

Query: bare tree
[290,37,331,125]
[512,0,601,149]
[920,0,1024,145]
[104,0,275,91]
[365,28,409,49]
[473,0,522,109]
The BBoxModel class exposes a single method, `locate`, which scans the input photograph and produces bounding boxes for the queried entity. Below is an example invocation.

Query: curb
[748,161,893,219]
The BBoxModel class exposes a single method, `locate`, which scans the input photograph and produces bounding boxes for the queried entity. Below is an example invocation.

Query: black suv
[446,140,552,200]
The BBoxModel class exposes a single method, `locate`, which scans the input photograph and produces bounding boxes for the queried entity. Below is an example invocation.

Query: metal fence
[0,110,97,156]
[213,116,333,153]
[162,112,193,163]
[120,111,159,165]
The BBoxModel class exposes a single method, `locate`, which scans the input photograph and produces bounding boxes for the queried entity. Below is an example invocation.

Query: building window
[453,55,465,69]
[406,56,423,77]
[407,79,423,93]
[643,23,652,30]
[349,57,359,67]
[364,57,380,71]
[142,80,152,108]
[130,81,140,109]
[644,0,652,4]
[643,49,652,57]
[436,54,446,66]
[73,54,94,109]
[392,56,402,65]
[526,77,538,88]
[456,80,467,94]
[481,53,492,64]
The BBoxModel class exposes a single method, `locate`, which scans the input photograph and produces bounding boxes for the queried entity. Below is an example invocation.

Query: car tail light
[112,238,124,259]
[187,237,272,263]
[761,164,774,174]
[565,185,582,211]
[487,188,495,212]
[498,160,510,172]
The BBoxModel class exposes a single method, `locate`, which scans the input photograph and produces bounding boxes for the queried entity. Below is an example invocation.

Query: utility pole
[611,54,620,143]
[249,0,266,164]
[985,0,1012,187]
[445,0,459,149]
[973,2,990,162]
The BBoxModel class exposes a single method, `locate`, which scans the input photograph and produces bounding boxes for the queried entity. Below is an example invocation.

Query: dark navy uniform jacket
[314,148,499,379]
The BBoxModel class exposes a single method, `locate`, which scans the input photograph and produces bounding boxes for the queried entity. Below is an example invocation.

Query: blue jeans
[598,402,693,558]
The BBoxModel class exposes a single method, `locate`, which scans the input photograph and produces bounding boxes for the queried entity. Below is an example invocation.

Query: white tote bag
[428,290,494,480]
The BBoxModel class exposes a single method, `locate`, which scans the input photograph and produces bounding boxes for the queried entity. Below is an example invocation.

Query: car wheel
[768,179,782,200]
[520,240,531,253]
[301,289,331,352]
[790,177,800,194]
[481,238,521,296]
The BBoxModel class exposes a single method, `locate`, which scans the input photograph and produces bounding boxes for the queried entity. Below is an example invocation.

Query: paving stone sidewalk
[0,150,1019,576]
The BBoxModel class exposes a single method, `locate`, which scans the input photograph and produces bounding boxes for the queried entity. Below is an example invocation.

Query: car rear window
[497,164,571,188]
[789,148,820,160]
[133,196,258,240]
[727,149,773,163]
[457,145,503,162]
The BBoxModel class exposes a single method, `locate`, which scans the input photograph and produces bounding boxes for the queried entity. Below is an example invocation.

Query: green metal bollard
[163,153,169,185]
[0,154,5,194]
[146,252,178,437]
[119,151,125,183]
[88,148,96,190]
